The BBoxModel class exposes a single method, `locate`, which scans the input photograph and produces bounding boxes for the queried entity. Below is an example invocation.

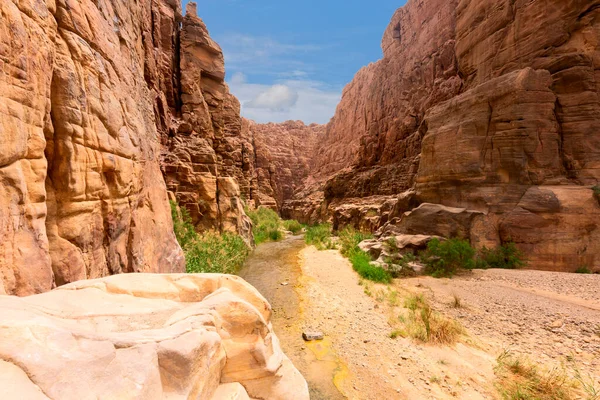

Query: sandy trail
[241,237,600,399]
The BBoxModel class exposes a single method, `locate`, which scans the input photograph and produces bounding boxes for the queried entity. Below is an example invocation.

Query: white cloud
[229,78,341,124]
[218,33,324,78]
[218,33,342,124]
[245,85,299,111]
[229,72,247,85]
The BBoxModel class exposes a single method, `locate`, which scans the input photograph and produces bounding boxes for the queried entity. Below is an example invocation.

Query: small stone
[302,331,324,341]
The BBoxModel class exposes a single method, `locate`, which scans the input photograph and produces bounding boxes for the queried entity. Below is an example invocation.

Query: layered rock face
[287,0,600,271]
[0,0,264,295]
[0,273,309,399]
[160,4,253,243]
[0,0,190,296]
[241,120,324,211]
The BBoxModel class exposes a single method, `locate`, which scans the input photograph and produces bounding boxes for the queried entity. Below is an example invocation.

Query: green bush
[422,238,476,278]
[348,249,391,283]
[305,224,334,249]
[283,220,303,234]
[246,207,282,245]
[185,232,249,274]
[593,185,600,196]
[170,201,249,274]
[575,266,592,274]
[171,201,197,251]
[338,226,373,257]
[479,242,526,270]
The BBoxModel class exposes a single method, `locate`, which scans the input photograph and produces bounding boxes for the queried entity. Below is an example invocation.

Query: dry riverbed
[241,236,600,399]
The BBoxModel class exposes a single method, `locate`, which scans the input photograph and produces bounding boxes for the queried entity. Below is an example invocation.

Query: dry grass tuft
[495,350,576,400]
[451,293,463,308]
[391,293,463,345]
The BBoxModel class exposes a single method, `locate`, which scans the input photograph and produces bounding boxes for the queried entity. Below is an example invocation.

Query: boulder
[393,203,485,239]
[0,274,309,400]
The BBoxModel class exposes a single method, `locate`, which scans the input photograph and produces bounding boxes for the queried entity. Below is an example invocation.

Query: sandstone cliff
[286,0,600,272]
[0,273,309,399]
[160,3,253,243]
[0,1,261,295]
[241,119,324,212]
[1,0,189,296]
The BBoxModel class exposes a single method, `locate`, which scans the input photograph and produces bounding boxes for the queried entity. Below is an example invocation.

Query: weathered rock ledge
[0,273,309,400]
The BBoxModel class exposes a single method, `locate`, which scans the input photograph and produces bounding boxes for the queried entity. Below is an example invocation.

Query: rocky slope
[0,273,309,399]
[285,0,600,272]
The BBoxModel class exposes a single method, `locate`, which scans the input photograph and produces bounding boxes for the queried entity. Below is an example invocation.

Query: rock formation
[1,0,190,296]
[0,0,270,294]
[0,273,309,399]
[285,0,600,272]
[160,3,253,244]
[241,119,324,212]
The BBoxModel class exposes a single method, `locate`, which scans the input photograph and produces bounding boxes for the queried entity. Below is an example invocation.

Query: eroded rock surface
[285,0,600,271]
[0,0,270,294]
[1,0,189,295]
[241,120,324,212]
[0,273,309,400]
[160,4,253,243]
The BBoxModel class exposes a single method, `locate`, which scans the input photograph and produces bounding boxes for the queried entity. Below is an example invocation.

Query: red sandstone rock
[242,120,324,212]
[287,0,600,272]
[161,4,253,244]
[0,0,187,295]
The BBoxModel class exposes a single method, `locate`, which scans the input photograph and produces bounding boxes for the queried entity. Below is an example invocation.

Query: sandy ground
[241,237,600,399]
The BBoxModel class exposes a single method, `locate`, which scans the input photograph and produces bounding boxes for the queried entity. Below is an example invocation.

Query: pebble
[302,331,324,341]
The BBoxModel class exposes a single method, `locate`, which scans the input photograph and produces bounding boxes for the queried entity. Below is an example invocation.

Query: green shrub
[305,224,334,249]
[170,201,197,250]
[575,266,592,274]
[269,229,283,241]
[479,242,526,269]
[170,201,249,274]
[246,207,282,245]
[422,238,476,278]
[283,220,303,234]
[593,185,600,196]
[185,232,249,274]
[338,226,373,257]
[348,249,391,283]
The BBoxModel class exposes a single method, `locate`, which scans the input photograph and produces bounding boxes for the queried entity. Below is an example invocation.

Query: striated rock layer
[0,273,309,399]
[0,0,189,295]
[286,0,600,272]
[0,0,266,294]
[241,119,324,212]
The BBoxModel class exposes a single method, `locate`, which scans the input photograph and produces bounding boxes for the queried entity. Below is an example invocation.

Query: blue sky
[183,1,405,124]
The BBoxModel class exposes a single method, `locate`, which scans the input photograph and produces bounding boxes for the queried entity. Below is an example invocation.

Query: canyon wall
[242,119,324,212]
[286,0,600,272]
[0,0,261,295]
[160,3,253,243]
[1,0,186,296]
